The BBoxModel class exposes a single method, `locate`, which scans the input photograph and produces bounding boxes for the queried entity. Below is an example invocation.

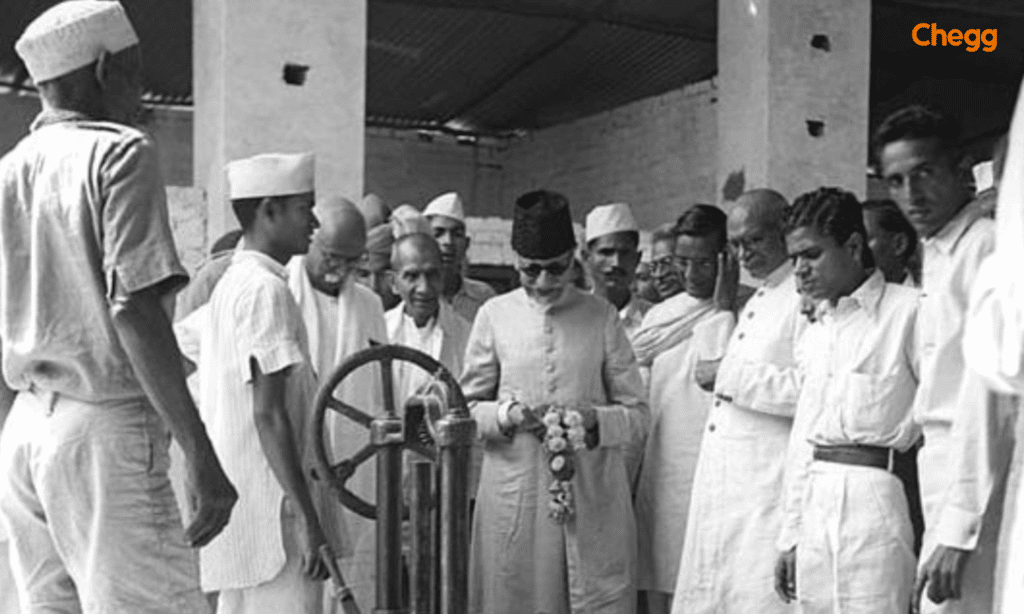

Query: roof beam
[370,0,716,43]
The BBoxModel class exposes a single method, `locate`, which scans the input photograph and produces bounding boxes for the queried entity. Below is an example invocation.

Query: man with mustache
[672,188,806,614]
[584,203,651,345]
[774,187,919,613]
[463,190,648,614]
[423,192,496,323]
[875,106,1012,614]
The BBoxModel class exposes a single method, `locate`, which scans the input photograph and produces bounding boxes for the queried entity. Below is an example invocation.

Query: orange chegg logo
[912,23,997,52]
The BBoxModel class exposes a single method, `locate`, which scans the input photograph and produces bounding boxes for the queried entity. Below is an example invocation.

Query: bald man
[283,197,389,613]
[672,189,807,614]
[386,234,472,412]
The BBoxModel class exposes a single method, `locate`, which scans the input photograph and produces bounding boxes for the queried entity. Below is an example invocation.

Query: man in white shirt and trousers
[874,106,1014,614]
[634,205,736,614]
[672,189,807,614]
[774,187,921,613]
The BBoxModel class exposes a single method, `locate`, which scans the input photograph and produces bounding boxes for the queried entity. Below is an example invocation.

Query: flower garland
[541,406,587,523]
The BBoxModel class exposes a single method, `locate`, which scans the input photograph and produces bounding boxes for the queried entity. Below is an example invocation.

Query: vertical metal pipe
[410,461,434,614]
[435,416,476,614]
[372,418,406,613]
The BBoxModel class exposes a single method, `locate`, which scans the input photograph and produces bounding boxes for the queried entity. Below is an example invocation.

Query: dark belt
[813,444,894,471]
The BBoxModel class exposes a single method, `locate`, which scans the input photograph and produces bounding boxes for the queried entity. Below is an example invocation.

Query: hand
[774,547,797,603]
[182,447,238,548]
[297,514,331,581]
[694,359,721,392]
[510,402,547,440]
[713,249,740,312]
[913,546,971,613]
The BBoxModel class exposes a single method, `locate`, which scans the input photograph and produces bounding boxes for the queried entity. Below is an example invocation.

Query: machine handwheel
[309,344,466,520]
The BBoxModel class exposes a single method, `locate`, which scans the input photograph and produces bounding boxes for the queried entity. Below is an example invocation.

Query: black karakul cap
[511,190,577,259]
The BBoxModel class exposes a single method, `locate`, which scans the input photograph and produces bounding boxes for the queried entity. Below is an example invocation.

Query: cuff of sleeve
[248,341,305,381]
[595,407,627,448]
[497,400,514,430]
[935,505,983,551]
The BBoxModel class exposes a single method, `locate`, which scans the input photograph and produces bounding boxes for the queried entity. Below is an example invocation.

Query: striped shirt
[192,249,317,591]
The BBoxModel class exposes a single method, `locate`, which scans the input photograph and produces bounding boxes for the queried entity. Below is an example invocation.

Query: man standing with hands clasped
[0,2,237,611]
[774,188,920,613]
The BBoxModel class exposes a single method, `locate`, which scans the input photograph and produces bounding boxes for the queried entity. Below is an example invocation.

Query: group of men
[3,2,1024,614]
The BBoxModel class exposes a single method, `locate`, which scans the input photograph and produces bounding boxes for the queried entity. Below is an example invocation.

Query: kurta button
[546,364,555,373]
[708,423,716,432]
[738,332,745,340]
[747,311,754,319]
[714,400,720,407]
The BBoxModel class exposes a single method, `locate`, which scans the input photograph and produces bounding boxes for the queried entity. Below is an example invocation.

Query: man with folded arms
[774,187,920,613]
[0,2,236,611]
[672,189,806,614]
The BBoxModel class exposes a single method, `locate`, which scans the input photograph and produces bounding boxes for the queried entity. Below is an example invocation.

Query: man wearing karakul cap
[584,203,652,345]
[0,2,237,611]
[423,192,497,322]
[179,152,333,613]
[462,189,648,614]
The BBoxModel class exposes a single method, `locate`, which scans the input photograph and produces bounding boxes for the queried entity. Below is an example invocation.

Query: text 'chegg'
[912,24,997,52]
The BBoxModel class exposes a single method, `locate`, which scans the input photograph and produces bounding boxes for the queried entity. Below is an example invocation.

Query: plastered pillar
[717,0,870,207]
[194,0,366,242]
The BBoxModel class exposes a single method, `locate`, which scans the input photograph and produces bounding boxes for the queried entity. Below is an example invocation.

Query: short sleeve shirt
[0,111,186,402]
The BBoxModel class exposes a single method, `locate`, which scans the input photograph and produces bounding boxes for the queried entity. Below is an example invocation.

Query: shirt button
[747,311,755,319]
[546,364,555,373]
[738,332,745,340]
[708,423,716,432]
[714,400,721,407]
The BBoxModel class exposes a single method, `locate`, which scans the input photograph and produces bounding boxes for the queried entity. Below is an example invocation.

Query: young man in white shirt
[190,153,331,613]
[875,106,1011,614]
[774,187,920,613]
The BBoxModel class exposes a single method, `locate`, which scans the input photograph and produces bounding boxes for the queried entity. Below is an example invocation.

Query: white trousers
[0,391,208,613]
[1,540,20,614]
[919,427,1007,614]
[795,462,916,614]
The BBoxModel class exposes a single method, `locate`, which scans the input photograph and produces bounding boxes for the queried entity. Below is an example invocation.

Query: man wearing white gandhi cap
[0,2,237,612]
[178,152,335,613]
[583,202,651,345]
[422,191,496,322]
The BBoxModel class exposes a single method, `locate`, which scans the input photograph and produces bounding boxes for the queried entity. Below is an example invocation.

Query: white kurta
[462,287,648,614]
[186,250,318,592]
[634,294,734,594]
[672,263,806,614]
[913,201,1009,614]
[781,271,920,613]
[286,257,389,614]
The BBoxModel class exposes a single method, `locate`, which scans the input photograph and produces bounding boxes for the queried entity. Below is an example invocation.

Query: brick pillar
[716,0,870,207]
[193,0,367,243]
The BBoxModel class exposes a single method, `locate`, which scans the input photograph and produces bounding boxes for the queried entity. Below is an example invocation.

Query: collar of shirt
[923,200,988,256]
[232,249,289,280]
[761,261,794,289]
[30,109,94,132]
[814,269,886,320]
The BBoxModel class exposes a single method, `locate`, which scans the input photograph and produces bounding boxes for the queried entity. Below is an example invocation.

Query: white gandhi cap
[226,153,315,200]
[16,1,139,84]
[585,203,639,243]
[422,192,465,224]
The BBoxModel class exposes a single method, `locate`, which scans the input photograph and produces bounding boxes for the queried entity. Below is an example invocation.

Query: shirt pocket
[838,371,903,440]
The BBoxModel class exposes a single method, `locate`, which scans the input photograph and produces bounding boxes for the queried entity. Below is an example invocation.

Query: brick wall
[499,79,719,230]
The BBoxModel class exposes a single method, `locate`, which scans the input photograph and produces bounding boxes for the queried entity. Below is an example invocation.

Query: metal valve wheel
[308,343,466,520]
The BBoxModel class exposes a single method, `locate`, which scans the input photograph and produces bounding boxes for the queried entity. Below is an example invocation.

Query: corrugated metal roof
[0,1,1021,135]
